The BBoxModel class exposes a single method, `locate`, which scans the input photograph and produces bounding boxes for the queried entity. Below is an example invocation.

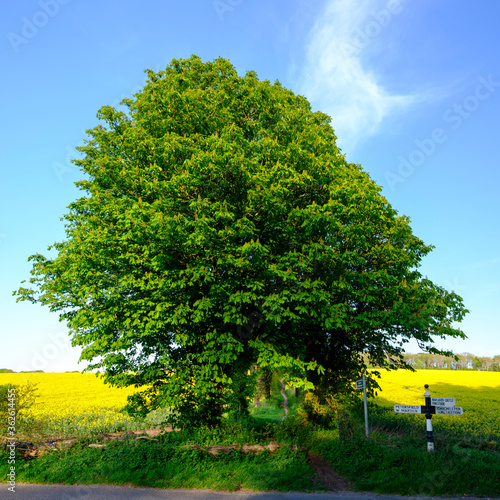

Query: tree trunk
[254,374,263,407]
[262,367,272,400]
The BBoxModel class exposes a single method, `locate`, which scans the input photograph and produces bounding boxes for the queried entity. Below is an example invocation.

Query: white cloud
[296,0,416,153]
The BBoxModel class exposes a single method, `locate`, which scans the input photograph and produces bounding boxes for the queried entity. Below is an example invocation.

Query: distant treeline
[0,369,79,374]
[401,353,500,371]
[2,353,500,374]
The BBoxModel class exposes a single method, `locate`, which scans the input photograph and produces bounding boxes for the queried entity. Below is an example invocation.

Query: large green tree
[15,55,468,425]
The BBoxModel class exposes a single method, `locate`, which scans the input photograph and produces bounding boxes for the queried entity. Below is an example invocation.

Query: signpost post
[394,385,463,451]
[356,374,369,438]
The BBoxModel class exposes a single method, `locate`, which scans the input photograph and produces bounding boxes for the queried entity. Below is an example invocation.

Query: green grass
[0,421,319,492]
[311,429,500,497]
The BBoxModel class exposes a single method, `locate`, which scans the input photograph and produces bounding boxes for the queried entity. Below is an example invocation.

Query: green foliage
[254,365,273,404]
[297,389,363,439]
[14,55,468,426]
[272,416,317,447]
[165,419,265,446]
[0,382,38,435]
[224,366,258,421]
[0,429,317,492]
[250,399,286,423]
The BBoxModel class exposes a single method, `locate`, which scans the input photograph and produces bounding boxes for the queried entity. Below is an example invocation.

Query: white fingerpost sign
[431,398,455,407]
[394,404,421,414]
[394,385,463,451]
[435,406,463,415]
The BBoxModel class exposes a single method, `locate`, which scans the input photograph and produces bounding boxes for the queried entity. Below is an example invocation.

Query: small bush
[0,382,38,436]
[296,391,364,441]
[272,415,316,446]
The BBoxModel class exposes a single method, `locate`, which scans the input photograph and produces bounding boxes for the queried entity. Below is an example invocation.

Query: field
[0,372,166,437]
[370,369,500,439]
[1,369,499,495]
[2,370,498,439]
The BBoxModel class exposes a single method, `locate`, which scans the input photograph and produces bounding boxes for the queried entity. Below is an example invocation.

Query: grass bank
[311,426,500,497]
[1,414,320,492]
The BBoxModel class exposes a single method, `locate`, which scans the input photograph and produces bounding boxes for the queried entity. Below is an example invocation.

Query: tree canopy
[15,55,468,425]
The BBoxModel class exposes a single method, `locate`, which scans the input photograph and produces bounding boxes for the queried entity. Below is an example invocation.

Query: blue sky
[1,0,499,372]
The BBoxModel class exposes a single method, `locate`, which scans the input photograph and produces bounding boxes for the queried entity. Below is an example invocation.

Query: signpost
[394,385,463,451]
[356,374,369,438]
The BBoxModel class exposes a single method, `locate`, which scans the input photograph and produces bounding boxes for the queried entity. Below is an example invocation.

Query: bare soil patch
[307,451,354,491]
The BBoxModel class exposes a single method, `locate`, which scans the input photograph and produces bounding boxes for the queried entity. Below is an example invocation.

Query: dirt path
[307,452,354,491]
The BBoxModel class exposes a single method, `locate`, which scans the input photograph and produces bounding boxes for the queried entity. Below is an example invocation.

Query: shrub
[0,382,38,436]
[297,391,364,441]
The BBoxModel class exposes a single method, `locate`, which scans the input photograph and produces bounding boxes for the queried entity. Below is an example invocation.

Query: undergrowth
[0,418,319,492]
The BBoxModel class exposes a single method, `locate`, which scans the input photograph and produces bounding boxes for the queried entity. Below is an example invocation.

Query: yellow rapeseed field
[371,369,500,438]
[0,372,137,415]
[2,369,499,438]
[0,372,147,436]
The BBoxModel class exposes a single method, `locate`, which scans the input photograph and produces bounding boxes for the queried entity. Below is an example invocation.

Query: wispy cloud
[295,0,416,153]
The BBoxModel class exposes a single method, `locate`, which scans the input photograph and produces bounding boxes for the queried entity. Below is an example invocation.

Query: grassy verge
[1,418,319,492]
[1,439,316,491]
[311,429,500,497]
